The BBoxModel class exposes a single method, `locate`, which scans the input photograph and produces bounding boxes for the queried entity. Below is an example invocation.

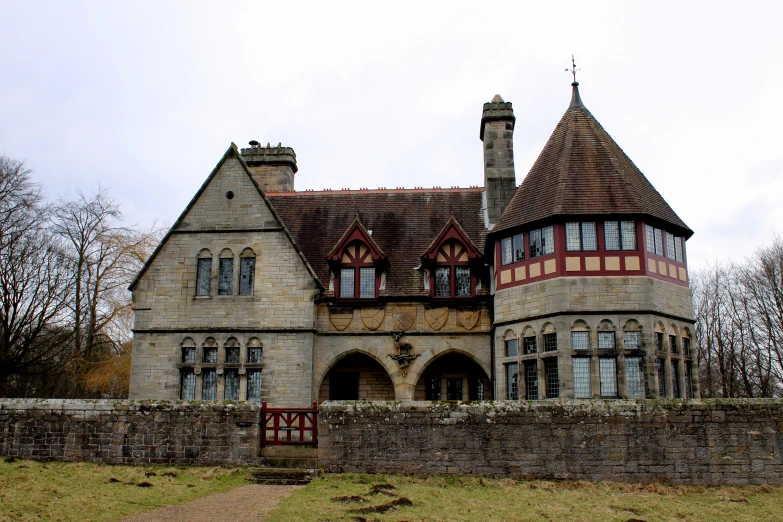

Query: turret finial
[565,54,580,85]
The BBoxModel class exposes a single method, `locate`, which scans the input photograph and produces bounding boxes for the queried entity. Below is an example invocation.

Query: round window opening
[226,191,235,200]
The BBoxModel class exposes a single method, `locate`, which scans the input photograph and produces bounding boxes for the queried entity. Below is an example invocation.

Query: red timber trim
[494,221,689,291]
[640,221,690,287]
[422,218,482,299]
[327,217,387,300]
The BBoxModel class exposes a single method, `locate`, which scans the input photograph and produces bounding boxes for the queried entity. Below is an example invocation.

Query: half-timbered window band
[529,226,554,258]
[434,267,450,297]
[359,267,375,298]
[338,240,377,299]
[565,222,597,251]
[500,233,524,265]
[666,232,676,260]
[621,221,637,250]
[340,268,355,298]
[433,239,472,298]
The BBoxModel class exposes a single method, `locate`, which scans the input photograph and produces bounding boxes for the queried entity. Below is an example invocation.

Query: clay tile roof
[492,83,692,238]
[267,188,487,297]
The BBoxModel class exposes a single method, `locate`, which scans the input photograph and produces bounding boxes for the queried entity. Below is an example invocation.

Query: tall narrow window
[196,258,212,296]
[202,370,217,400]
[524,361,539,400]
[657,359,666,398]
[427,378,442,400]
[565,222,581,251]
[671,361,681,398]
[666,233,676,260]
[447,378,463,400]
[182,346,196,364]
[655,332,665,352]
[669,334,678,353]
[340,268,355,298]
[544,359,559,398]
[654,228,664,256]
[434,267,450,297]
[599,358,618,397]
[625,357,645,398]
[181,370,196,400]
[218,257,233,295]
[505,338,518,357]
[685,362,693,399]
[506,363,518,400]
[530,226,554,258]
[239,257,255,295]
[571,331,590,350]
[247,371,262,401]
[337,240,379,299]
[572,358,591,398]
[470,378,485,400]
[224,370,239,400]
[674,237,684,262]
[247,342,262,364]
[683,337,691,356]
[359,267,375,298]
[433,239,472,298]
[598,331,615,350]
[523,336,537,355]
[645,225,656,253]
[604,221,620,250]
[544,333,558,352]
[566,222,597,251]
[455,266,470,296]
[624,331,642,350]
[621,221,637,250]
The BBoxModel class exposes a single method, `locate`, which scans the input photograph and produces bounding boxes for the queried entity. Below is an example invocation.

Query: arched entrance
[318,352,395,403]
[414,352,490,401]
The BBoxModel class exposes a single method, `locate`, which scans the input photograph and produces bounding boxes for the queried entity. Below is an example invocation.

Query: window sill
[193,295,212,300]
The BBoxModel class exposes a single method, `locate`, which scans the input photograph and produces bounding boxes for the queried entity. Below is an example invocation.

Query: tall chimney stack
[240,141,297,192]
[480,95,516,226]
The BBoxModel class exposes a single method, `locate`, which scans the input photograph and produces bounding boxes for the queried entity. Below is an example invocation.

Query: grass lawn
[269,473,783,522]
[0,458,250,521]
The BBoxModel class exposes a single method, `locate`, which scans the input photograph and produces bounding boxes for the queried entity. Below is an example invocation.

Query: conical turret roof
[492,83,692,238]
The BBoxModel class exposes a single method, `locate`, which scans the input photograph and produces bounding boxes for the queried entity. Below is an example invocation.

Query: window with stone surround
[529,226,554,258]
[682,330,692,356]
[571,330,590,350]
[506,363,519,400]
[500,233,524,265]
[524,360,538,400]
[505,338,518,357]
[625,357,645,398]
[203,337,218,363]
[470,378,485,400]
[657,358,666,397]
[195,250,212,296]
[671,360,681,398]
[669,334,678,354]
[523,334,537,355]
[181,337,196,364]
[599,358,618,397]
[685,362,694,399]
[543,332,558,352]
[544,358,559,398]
[202,370,217,400]
[623,330,642,351]
[181,370,196,400]
[655,332,665,353]
[572,358,591,398]
[224,337,240,364]
[565,222,597,251]
[239,248,256,296]
[218,249,233,295]
[224,370,239,400]
[247,338,262,364]
[247,371,262,402]
[447,378,462,400]
[598,331,616,350]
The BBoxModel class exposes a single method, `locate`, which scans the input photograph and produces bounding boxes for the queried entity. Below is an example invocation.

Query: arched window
[668,325,679,354]
[522,326,537,354]
[504,329,518,357]
[597,320,616,350]
[195,249,212,296]
[338,240,376,299]
[180,337,196,364]
[622,320,643,351]
[570,321,590,350]
[218,249,234,296]
[239,248,256,296]
[202,337,218,363]
[655,322,666,352]
[542,323,557,352]
[224,337,240,364]
[247,337,263,364]
[434,239,472,297]
[681,327,692,356]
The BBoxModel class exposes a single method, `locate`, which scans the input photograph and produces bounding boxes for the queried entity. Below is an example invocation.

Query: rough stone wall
[0,400,260,465]
[318,399,783,485]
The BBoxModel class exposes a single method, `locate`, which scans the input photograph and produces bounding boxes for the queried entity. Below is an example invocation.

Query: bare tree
[0,156,71,396]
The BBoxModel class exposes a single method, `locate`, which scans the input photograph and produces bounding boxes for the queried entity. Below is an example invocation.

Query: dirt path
[120,484,302,522]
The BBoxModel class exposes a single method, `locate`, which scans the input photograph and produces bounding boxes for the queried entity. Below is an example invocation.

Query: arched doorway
[414,352,490,401]
[318,352,395,403]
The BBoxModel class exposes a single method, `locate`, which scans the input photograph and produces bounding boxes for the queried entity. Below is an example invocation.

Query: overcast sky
[1,1,781,269]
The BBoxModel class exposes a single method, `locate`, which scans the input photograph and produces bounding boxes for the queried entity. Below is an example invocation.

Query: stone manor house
[128,81,699,406]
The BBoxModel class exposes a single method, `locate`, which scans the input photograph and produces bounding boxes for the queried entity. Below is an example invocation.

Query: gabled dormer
[421,218,482,299]
[327,217,387,300]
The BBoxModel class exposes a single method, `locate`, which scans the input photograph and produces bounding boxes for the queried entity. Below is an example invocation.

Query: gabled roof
[267,188,488,297]
[421,217,482,262]
[492,83,692,238]
[326,215,387,263]
[129,144,323,291]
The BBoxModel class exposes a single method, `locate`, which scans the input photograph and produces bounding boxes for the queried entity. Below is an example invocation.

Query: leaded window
[654,228,664,256]
[621,221,637,250]
[604,221,620,250]
[455,266,471,296]
[470,378,485,400]
[571,331,589,350]
[523,336,537,355]
[247,345,262,364]
[447,378,463,400]
[666,233,676,260]
[544,358,559,398]
[505,339,518,358]
[598,331,615,350]
[435,267,450,297]
[247,371,262,401]
[218,258,233,295]
[506,363,518,400]
[655,332,665,352]
[202,370,217,400]
[500,233,524,265]
[624,331,642,350]
[599,358,618,397]
[224,370,239,400]
[669,334,678,353]
[181,370,196,400]
[359,267,375,298]
[671,360,681,398]
[239,257,255,295]
[203,347,218,364]
[529,226,554,258]
[657,359,666,397]
[225,347,239,364]
[645,225,655,253]
[427,378,442,400]
[182,346,196,364]
[674,237,684,262]
[566,222,597,251]
[340,268,355,298]
[572,358,591,398]
[524,360,538,400]
[544,333,558,352]
[196,258,212,296]
[683,337,691,356]
[625,357,645,398]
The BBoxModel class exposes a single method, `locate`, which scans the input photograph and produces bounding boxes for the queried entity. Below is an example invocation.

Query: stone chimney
[240,141,298,192]
[480,95,516,226]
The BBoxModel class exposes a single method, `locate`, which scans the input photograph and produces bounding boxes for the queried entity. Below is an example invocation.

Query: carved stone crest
[425,307,449,331]
[392,307,416,331]
[456,308,480,330]
[329,311,353,331]
[360,308,385,331]
[388,331,419,377]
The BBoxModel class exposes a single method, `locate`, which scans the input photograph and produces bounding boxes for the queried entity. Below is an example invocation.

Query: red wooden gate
[261,402,318,447]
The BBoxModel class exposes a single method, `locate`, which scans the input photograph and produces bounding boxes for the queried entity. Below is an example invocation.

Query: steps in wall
[249,467,320,485]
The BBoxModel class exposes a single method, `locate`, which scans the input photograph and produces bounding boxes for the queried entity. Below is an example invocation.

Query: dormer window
[422,218,481,299]
[327,217,387,301]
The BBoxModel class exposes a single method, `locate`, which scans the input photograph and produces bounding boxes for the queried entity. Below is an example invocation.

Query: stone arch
[541,322,556,335]
[197,248,212,258]
[316,347,399,396]
[180,337,196,364]
[412,350,491,401]
[522,326,536,337]
[623,319,642,331]
[655,321,666,333]
[202,337,217,347]
[317,349,396,403]
[240,247,256,258]
[597,319,616,331]
[180,337,196,347]
[571,319,590,331]
[219,248,233,258]
[407,346,491,390]
[503,328,517,341]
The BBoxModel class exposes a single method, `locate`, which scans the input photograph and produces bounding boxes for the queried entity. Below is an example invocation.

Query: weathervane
[565,54,580,83]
